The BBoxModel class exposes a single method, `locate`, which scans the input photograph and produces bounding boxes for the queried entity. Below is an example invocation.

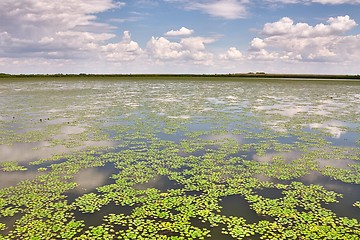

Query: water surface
[0,78,359,239]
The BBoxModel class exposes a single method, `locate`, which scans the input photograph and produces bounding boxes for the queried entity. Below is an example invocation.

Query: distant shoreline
[1,73,359,81]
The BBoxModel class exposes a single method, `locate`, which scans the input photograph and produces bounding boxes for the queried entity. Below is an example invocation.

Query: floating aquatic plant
[0,162,27,172]
[0,78,359,239]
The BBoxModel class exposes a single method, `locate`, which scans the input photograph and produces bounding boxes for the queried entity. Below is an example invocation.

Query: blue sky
[0,0,359,74]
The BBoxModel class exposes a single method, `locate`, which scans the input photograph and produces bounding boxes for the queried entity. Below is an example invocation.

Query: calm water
[0,78,359,239]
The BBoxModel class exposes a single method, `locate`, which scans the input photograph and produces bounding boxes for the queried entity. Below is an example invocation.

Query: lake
[0,77,359,239]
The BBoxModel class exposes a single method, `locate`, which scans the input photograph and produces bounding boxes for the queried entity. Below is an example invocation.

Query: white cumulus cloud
[0,0,126,60]
[165,27,194,36]
[147,37,185,60]
[0,0,123,38]
[250,38,267,50]
[262,15,357,37]
[220,47,243,60]
[101,31,143,62]
[146,36,215,65]
[248,15,360,62]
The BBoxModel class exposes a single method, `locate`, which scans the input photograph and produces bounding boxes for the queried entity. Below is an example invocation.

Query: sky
[0,0,359,74]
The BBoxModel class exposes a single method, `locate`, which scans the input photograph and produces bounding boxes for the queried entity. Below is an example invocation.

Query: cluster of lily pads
[0,162,27,172]
[0,78,359,239]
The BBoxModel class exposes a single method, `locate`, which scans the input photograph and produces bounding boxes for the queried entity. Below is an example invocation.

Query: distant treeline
[0,72,359,80]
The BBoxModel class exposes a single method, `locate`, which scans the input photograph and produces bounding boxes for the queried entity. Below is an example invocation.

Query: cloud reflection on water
[73,167,116,194]
[0,140,116,164]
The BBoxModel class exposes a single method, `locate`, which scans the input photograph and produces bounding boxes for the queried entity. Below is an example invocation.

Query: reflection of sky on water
[251,87,359,143]
[253,171,360,221]
[308,120,349,139]
[252,151,303,163]
[72,166,117,194]
[0,170,44,189]
[45,117,72,124]
[299,171,360,221]
[75,202,134,230]
[326,131,359,147]
[252,147,357,170]
[254,103,343,119]
[220,195,262,224]
[317,157,356,170]
[0,140,116,164]
[60,125,86,134]
[0,142,60,163]
[155,96,181,103]
[254,105,313,117]
[167,115,191,119]
[201,133,245,144]
[134,175,181,191]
